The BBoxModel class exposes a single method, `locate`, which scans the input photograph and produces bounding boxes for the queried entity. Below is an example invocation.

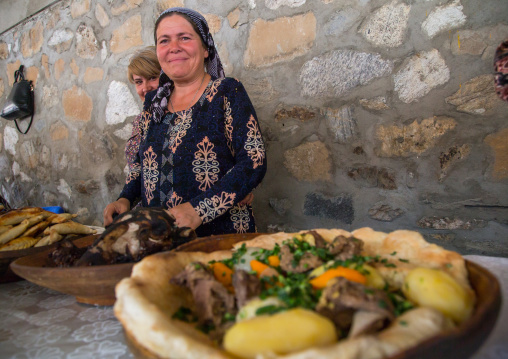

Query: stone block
[244,13,316,68]
[48,29,74,53]
[0,42,8,59]
[54,59,65,81]
[76,24,98,59]
[360,1,410,48]
[112,0,144,16]
[265,0,306,10]
[21,21,44,58]
[422,0,466,38]
[369,203,403,222]
[376,116,456,157]
[445,74,499,115]
[321,105,356,143]
[324,8,360,36]
[105,81,140,125]
[71,0,91,18]
[269,198,293,216]
[439,144,470,181]
[62,85,93,122]
[347,165,397,189]
[50,124,69,141]
[84,67,104,84]
[359,96,390,111]
[300,50,393,97]
[303,192,354,224]
[4,126,18,156]
[394,49,450,103]
[203,14,221,34]
[283,141,332,182]
[110,15,143,54]
[484,128,508,180]
[417,216,487,230]
[275,106,316,122]
[95,4,110,28]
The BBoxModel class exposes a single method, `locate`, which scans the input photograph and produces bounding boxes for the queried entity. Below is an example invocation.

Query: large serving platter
[126,232,501,359]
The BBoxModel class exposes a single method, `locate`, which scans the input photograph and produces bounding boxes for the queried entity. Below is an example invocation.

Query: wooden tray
[9,234,134,306]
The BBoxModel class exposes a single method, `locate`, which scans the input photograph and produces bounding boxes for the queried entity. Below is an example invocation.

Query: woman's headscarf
[151,7,225,123]
[494,39,508,102]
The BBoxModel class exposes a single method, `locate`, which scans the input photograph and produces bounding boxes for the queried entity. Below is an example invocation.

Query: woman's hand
[168,202,202,229]
[103,198,131,227]
[238,192,254,206]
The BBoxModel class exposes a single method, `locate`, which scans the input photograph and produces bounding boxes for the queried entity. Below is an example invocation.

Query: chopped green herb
[399,320,408,326]
[446,263,453,268]
[172,307,197,322]
[384,263,397,268]
[398,258,409,263]
[390,251,397,256]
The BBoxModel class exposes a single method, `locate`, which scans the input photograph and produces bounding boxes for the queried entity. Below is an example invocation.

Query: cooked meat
[232,270,261,308]
[327,235,364,261]
[315,277,394,333]
[48,238,87,267]
[305,230,327,248]
[279,244,323,273]
[74,207,196,266]
[171,262,236,328]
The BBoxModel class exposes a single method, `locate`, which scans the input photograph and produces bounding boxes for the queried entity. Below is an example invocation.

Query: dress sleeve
[118,110,149,206]
[189,79,267,224]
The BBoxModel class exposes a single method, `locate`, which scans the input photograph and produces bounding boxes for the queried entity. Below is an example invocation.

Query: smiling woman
[103,8,266,237]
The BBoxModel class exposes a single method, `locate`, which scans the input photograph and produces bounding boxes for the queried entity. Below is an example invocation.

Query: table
[0,255,506,359]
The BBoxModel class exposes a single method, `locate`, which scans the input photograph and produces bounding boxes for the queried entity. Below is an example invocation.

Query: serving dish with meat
[114,227,501,359]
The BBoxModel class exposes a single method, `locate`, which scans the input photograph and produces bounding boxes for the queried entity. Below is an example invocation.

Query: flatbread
[114,227,471,359]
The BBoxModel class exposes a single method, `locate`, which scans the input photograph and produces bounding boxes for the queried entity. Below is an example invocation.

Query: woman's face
[132,74,159,102]
[155,14,208,83]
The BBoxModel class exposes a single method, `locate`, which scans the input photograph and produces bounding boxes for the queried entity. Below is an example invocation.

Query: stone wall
[1,0,507,256]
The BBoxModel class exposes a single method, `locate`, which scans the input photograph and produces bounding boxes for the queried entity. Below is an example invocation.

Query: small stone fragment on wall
[95,4,110,28]
[62,85,93,122]
[269,198,293,216]
[21,21,44,58]
[283,141,332,182]
[71,0,91,18]
[439,144,470,181]
[0,42,9,59]
[348,166,397,189]
[275,106,316,122]
[394,49,450,103]
[265,0,306,10]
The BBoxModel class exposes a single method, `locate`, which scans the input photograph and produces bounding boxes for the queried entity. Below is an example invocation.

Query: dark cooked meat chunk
[73,207,196,266]
[305,230,327,248]
[48,238,87,267]
[327,235,364,261]
[232,270,261,308]
[279,244,323,273]
[171,262,236,328]
[315,277,395,333]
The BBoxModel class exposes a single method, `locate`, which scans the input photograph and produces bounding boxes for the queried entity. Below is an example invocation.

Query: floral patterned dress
[119,77,267,237]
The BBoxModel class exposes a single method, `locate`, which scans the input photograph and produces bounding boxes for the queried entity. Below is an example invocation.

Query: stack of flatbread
[0,207,97,251]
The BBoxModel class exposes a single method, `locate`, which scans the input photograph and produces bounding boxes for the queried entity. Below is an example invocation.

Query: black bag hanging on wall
[1,65,35,134]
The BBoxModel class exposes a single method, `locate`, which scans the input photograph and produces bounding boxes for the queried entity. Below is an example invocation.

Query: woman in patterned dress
[103,8,267,237]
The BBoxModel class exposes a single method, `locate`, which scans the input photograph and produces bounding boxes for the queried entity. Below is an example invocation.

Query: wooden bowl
[0,235,87,283]
[126,233,502,359]
[9,234,134,306]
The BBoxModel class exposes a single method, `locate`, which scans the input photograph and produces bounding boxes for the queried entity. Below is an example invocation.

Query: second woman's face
[133,74,159,102]
[155,15,208,83]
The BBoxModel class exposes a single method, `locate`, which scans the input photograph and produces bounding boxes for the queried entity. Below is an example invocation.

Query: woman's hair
[127,46,161,83]
[154,12,207,50]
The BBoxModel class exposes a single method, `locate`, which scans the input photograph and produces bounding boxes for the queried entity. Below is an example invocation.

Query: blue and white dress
[119,77,267,237]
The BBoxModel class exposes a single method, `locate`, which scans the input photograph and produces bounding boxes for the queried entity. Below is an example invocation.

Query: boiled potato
[402,267,474,323]
[236,296,286,322]
[362,264,386,289]
[224,308,337,358]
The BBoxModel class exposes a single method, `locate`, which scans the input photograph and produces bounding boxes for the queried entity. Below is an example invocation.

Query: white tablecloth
[0,255,506,359]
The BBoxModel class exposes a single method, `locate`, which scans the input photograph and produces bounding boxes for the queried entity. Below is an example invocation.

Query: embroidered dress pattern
[224,97,234,155]
[245,115,265,168]
[142,146,158,204]
[193,136,220,191]
[166,191,184,208]
[230,205,250,233]
[195,192,236,224]
[119,78,267,236]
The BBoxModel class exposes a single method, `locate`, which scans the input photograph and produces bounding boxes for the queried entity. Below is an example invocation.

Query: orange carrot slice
[309,267,367,289]
[210,262,234,287]
[267,255,280,267]
[250,259,269,277]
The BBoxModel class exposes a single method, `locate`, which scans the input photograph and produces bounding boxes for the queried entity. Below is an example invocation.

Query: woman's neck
[169,72,209,112]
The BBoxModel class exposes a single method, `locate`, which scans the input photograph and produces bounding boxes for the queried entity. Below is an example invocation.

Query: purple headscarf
[151,7,225,123]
